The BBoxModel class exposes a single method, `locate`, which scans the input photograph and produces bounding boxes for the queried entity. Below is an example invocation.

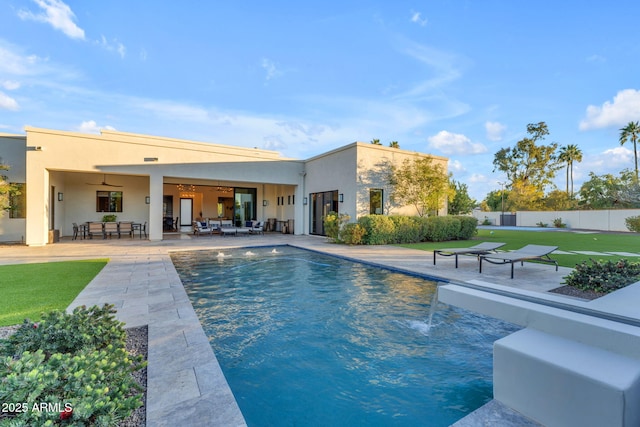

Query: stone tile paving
[0,233,607,426]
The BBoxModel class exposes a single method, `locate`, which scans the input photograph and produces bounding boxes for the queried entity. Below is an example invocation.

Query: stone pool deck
[0,233,622,426]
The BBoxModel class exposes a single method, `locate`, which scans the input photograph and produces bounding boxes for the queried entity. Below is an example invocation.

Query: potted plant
[102,214,117,222]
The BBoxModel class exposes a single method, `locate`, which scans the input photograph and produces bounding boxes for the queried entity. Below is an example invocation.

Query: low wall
[439,282,640,427]
[473,208,640,232]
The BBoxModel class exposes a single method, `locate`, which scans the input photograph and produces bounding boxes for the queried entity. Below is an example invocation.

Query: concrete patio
[1,233,632,426]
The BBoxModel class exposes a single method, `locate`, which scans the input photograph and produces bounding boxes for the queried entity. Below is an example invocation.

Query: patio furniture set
[73,221,147,240]
[433,243,558,278]
[193,219,264,237]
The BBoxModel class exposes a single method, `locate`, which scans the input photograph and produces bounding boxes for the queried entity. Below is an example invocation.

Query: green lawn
[398,228,640,268]
[0,259,108,326]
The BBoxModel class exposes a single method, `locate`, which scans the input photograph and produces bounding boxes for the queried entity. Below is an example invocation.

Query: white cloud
[97,36,126,59]
[0,42,44,76]
[485,121,506,142]
[18,0,85,40]
[2,80,21,90]
[597,146,635,168]
[75,120,115,134]
[410,11,428,26]
[448,159,465,173]
[468,173,489,183]
[0,91,19,111]
[579,89,640,130]
[261,58,282,81]
[427,130,487,155]
[394,40,463,98]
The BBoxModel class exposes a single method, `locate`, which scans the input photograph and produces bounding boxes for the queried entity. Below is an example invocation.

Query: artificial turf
[398,228,640,268]
[0,259,108,326]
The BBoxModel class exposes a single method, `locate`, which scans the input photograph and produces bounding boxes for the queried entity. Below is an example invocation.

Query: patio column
[148,173,163,241]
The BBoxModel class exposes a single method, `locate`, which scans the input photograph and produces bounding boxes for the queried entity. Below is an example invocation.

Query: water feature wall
[439,282,640,427]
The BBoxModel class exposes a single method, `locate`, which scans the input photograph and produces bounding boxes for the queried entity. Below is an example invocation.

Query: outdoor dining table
[82,221,144,239]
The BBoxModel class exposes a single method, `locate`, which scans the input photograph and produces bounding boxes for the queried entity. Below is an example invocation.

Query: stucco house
[0,127,448,246]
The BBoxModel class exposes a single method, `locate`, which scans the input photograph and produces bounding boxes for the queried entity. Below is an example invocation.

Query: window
[370,188,383,214]
[9,183,26,218]
[96,191,123,212]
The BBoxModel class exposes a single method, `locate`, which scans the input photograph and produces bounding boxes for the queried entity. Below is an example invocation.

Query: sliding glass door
[310,190,338,235]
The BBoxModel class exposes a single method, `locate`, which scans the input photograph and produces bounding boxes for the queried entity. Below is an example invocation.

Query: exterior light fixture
[57,192,63,201]
[303,197,308,205]
[145,196,150,204]
[263,200,268,206]
[339,193,344,203]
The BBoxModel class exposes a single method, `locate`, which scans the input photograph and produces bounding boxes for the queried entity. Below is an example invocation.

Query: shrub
[0,304,146,426]
[563,258,640,293]
[340,223,366,245]
[323,211,350,243]
[3,304,126,356]
[625,215,640,233]
[536,221,548,227]
[389,216,421,244]
[458,216,478,240]
[423,216,461,242]
[553,217,566,228]
[358,215,396,245]
[101,214,117,222]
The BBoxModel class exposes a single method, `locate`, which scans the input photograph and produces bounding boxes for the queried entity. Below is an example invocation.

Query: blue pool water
[172,246,520,427]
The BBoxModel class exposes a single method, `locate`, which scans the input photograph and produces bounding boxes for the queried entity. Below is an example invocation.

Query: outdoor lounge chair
[479,244,559,279]
[193,221,213,236]
[249,221,264,235]
[433,242,506,268]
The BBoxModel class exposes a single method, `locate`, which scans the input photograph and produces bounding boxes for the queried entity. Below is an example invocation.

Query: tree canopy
[447,178,476,215]
[0,161,17,216]
[388,157,451,217]
[619,121,640,180]
[578,169,640,209]
[492,122,562,210]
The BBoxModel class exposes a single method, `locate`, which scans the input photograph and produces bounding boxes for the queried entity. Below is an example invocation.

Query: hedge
[355,215,477,245]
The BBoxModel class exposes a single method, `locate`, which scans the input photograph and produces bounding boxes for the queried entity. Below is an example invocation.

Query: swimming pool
[172,246,520,426]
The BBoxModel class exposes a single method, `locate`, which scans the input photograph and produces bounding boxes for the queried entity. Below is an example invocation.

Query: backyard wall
[473,209,640,232]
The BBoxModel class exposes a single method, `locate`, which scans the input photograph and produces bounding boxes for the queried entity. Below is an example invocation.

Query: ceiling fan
[86,174,123,187]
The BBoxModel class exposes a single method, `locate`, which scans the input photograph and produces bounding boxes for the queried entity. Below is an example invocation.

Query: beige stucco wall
[4,127,449,244]
[354,143,449,217]
[304,142,449,229]
[22,127,304,245]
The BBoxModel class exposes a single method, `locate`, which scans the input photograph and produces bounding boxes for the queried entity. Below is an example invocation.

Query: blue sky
[1,1,640,201]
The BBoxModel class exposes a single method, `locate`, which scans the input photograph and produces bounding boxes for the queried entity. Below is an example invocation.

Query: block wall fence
[472,209,640,232]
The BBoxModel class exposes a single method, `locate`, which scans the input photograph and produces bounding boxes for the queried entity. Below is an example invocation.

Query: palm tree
[558,144,583,197]
[619,121,640,180]
[389,141,400,148]
[370,138,382,145]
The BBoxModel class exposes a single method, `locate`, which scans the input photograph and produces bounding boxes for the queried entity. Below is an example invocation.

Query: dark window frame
[96,191,123,213]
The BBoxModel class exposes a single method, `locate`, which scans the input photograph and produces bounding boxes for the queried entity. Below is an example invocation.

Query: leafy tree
[507,180,545,210]
[578,172,620,209]
[0,160,18,217]
[558,144,583,196]
[577,169,640,209]
[619,121,640,180]
[389,141,400,148]
[448,178,476,214]
[370,138,382,145]
[388,157,452,217]
[493,122,562,206]
[544,190,578,211]
[481,189,511,212]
